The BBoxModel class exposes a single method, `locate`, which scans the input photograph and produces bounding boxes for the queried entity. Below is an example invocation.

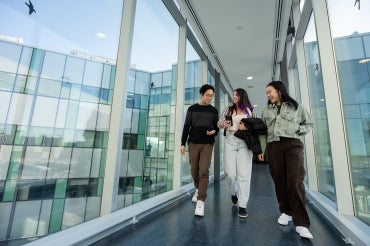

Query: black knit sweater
[181,103,219,146]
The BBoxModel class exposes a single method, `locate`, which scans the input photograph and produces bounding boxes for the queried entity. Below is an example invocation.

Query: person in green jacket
[258,81,314,239]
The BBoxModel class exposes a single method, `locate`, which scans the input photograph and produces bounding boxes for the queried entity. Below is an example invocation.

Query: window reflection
[180,40,203,185]
[327,0,370,225]
[304,14,336,202]
[117,0,179,209]
[0,0,123,238]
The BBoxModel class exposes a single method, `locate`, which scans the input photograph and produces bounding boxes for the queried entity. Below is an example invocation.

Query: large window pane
[327,0,370,225]
[181,40,203,185]
[117,0,179,209]
[0,0,123,240]
[304,14,336,201]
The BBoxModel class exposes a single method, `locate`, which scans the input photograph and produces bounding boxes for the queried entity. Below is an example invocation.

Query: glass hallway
[90,163,348,246]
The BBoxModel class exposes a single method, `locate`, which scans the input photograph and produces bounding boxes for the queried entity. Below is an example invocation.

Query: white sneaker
[192,189,198,203]
[296,226,313,239]
[277,213,292,225]
[194,200,204,216]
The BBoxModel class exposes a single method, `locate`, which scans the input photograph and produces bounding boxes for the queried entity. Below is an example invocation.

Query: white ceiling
[178,0,291,113]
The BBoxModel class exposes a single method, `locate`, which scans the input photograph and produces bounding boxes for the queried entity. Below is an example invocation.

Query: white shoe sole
[194,212,204,217]
[296,227,313,239]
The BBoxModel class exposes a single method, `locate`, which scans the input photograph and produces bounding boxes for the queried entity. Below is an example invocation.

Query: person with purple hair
[217,88,254,218]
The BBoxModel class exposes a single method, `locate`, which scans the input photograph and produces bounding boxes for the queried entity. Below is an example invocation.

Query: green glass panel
[7,161,20,179]
[108,90,114,104]
[94,131,105,148]
[97,178,103,196]
[134,176,142,189]
[109,66,116,90]
[29,49,44,77]
[14,127,26,145]
[7,146,22,179]
[2,180,16,201]
[49,199,65,233]
[138,110,147,134]
[103,132,109,148]
[137,134,145,150]
[99,150,106,177]
[140,95,148,110]
[54,179,67,198]
[132,193,141,204]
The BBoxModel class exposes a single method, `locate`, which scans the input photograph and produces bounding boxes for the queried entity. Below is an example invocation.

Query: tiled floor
[93,163,349,246]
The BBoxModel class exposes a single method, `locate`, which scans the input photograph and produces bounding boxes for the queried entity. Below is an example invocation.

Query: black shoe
[231,195,238,205]
[238,207,248,218]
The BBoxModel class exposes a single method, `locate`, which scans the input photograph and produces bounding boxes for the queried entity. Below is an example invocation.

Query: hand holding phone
[225,115,233,126]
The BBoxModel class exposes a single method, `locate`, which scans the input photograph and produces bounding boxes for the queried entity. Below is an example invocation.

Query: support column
[214,70,221,183]
[101,0,136,215]
[312,0,353,215]
[173,23,187,189]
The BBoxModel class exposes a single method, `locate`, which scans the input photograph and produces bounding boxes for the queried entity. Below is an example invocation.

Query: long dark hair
[228,88,253,115]
[266,81,298,110]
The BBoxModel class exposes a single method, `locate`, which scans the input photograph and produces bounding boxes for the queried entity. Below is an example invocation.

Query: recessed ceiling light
[246,76,253,80]
[359,58,370,64]
[96,32,106,38]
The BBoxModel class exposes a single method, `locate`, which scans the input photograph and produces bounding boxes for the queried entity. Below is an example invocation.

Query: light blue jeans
[224,133,253,208]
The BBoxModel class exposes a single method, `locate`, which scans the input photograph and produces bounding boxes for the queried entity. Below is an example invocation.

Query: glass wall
[0,0,237,241]
[180,40,203,185]
[117,69,150,207]
[0,41,115,239]
[219,86,231,173]
[327,0,370,225]
[304,14,336,202]
[117,0,179,208]
[0,1,123,240]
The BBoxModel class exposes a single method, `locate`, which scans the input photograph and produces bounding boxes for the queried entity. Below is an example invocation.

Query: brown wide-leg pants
[188,143,213,202]
[266,137,310,228]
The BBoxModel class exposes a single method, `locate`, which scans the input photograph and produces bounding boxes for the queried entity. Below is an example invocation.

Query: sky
[0,0,199,72]
[0,0,123,60]
[326,0,370,38]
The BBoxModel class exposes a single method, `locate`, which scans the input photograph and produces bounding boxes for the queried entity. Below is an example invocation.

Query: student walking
[180,84,219,217]
[258,81,314,239]
[217,88,254,218]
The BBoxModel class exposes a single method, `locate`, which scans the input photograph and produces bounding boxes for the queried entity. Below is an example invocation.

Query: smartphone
[225,115,233,126]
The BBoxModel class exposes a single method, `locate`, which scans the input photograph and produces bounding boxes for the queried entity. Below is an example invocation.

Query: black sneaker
[231,195,238,205]
[238,207,248,218]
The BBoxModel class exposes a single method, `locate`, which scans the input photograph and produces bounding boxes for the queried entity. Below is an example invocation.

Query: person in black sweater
[180,84,219,217]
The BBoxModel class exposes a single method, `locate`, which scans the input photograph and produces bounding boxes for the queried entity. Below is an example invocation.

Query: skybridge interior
[0,0,369,245]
